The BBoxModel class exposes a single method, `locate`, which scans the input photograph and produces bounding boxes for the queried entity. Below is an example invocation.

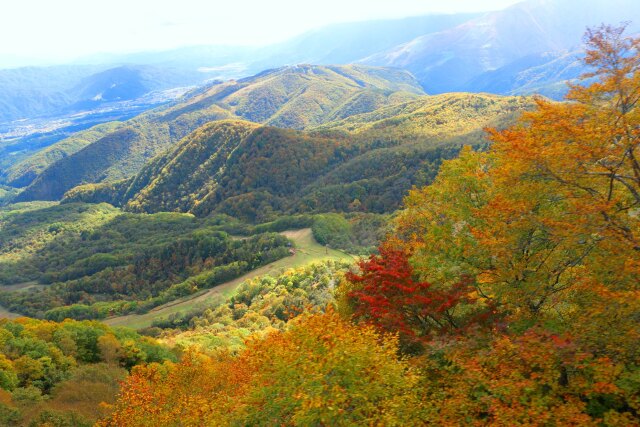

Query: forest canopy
[100,25,640,426]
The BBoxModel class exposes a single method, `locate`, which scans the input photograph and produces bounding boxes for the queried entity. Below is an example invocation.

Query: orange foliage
[99,311,423,426]
[101,26,640,426]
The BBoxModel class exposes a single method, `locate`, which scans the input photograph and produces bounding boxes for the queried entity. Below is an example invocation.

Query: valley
[0,1,637,425]
[105,228,353,329]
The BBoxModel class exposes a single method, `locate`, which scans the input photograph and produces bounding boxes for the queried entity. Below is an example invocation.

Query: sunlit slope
[105,228,353,329]
[14,65,423,201]
[65,93,533,219]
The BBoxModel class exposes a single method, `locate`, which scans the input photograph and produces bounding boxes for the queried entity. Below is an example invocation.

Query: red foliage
[347,246,497,345]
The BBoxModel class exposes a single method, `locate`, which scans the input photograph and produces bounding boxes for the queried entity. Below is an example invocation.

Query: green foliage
[0,202,119,282]
[159,261,349,353]
[0,318,172,426]
[314,92,531,138]
[0,185,19,205]
[15,65,424,202]
[312,212,388,254]
[312,213,352,248]
[0,203,291,320]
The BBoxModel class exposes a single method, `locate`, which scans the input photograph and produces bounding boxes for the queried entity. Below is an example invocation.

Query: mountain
[63,93,533,222]
[252,13,480,68]
[0,65,103,122]
[0,64,204,123]
[360,0,640,94]
[313,92,530,140]
[68,66,177,109]
[12,65,424,201]
[205,64,423,129]
[465,51,585,98]
[3,0,633,129]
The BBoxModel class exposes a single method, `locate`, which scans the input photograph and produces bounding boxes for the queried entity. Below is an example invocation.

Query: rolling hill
[64,93,533,221]
[313,92,530,139]
[12,65,423,201]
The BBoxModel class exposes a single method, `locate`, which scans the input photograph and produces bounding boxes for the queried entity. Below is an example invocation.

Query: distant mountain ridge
[12,64,424,201]
[3,0,638,125]
[359,0,640,95]
[0,64,210,123]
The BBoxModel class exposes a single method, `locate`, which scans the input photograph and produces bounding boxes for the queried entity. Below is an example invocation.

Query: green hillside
[13,103,233,201]
[12,65,423,202]
[64,93,532,221]
[217,64,423,128]
[313,92,531,138]
[2,121,125,188]
[105,229,354,330]
[0,202,293,321]
[0,200,378,325]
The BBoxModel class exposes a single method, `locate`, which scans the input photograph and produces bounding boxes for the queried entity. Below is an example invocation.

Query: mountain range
[359,0,640,94]
[2,0,638,126]
[61,92,531,221]
[0,0,637,211]
[9,65,424,201]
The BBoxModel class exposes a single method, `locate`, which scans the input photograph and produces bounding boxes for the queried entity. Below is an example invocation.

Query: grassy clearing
[0,281,46,292]
[0,305,21,319]
[105,229,355,329]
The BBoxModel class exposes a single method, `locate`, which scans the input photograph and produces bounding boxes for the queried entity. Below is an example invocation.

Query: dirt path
[105,229,354,329]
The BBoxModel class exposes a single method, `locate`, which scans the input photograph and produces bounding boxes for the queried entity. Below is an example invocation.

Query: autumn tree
[488,24,640,284]
[100,311,425,426]
[351,25,640,424]
[417,329,640,426]
[393,25,640,325]
[346,244,497,351]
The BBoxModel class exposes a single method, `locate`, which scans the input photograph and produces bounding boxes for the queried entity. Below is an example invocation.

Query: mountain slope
[1,120,126,187]
[64,120,354,221]
[14,65,423,201]
[360,0,640,93]
[254,13,480,67]
[0,64,208,123]
[64,93,533,221]
[0,65,103,122]
[184,64,424,129]
[313,92,531,140]
[465,51,585,98]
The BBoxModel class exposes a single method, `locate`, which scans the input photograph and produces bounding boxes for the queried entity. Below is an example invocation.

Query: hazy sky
[0,0,522,62]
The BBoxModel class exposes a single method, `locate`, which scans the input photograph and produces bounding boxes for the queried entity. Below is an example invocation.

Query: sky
[0,0,522,64]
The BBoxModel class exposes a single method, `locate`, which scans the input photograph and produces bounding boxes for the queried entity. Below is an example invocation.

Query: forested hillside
[0,14,637,426]
[11,65,423,201]
[0,202,293,321]
[97,25,640,426]
[63,93,532,221]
